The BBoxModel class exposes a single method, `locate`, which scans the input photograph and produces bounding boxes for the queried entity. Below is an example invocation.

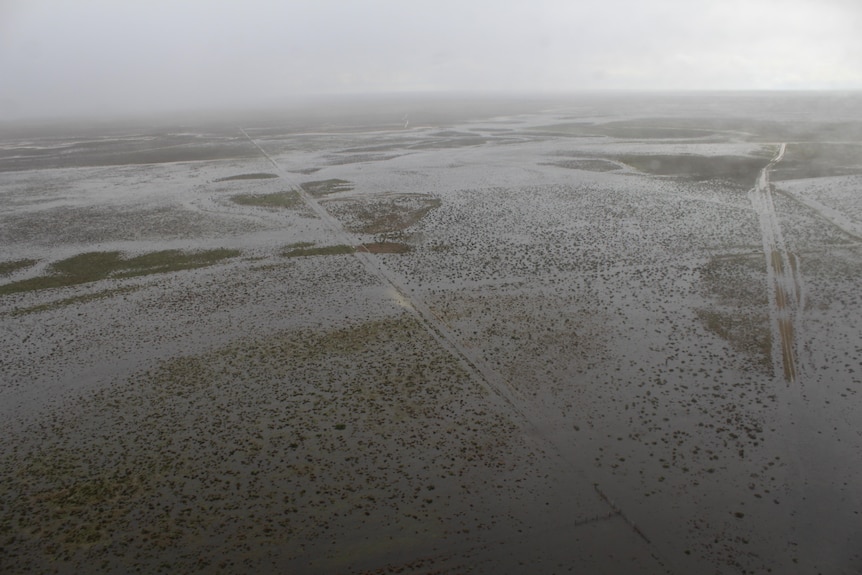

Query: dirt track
[749,143,804,382]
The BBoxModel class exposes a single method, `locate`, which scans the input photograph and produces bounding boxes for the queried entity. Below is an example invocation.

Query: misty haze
[2,2,862,574]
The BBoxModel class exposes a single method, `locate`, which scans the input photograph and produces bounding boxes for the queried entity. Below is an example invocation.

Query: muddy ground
[2,93,862,574]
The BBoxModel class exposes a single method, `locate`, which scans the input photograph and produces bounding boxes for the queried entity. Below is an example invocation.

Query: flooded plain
[2,93,862,574]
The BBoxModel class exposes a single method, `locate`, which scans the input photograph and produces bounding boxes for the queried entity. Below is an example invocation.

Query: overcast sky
[2,0,861,119]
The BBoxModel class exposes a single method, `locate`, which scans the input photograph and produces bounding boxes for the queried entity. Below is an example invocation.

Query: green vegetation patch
[0,248,240,296]
[590,122,717,139]
[230,190,302,209]
[323,194,441,234]
[542,159,621,172]
[697,254,772,371]
[281,243,355,258]
[773,142,862,180]
[325,153,400,166]
[697,309,772,371]
[699,254,768,306]
[525,122,599,137]
[214,173,279,182]
[10,286,140,316]
[300,179,354,197]
[527,121,717,139]
[408,137,488,150]
[0,258,38,276]
[546,116,862,142]
[282,241,316,250]
[537,118,729,140]
[620,154,769,186]
[358,242,411,254]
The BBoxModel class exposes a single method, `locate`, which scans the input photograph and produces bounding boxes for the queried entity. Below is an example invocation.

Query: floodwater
[2,92,862,574]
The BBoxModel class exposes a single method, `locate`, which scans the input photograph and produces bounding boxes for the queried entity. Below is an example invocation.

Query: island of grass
[619,154,769,186]
[542,159,622,172]
[0,248,240,296]
[230,191,302,209]
[11,286,141,316]
[0,259,38,276]
[358,242,411,254]
[214,173,279,182]
[322,193,441,235]
[300,179,354,197]
[281,243,355,258]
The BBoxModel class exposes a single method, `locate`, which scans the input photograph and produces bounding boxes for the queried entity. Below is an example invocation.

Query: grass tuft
[0,249,240,296]
[230,191,302,209]
[10,286,140,316]
[358,242,411,254]
[0,259,38,276]
[281,244,355,258]
[214,173,278,182]
[299,179,353,197]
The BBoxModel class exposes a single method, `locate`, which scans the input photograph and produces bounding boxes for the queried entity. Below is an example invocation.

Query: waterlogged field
[2,93,862,574]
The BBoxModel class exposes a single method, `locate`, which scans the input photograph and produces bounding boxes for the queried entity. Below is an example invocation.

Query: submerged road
[748,143,805,382]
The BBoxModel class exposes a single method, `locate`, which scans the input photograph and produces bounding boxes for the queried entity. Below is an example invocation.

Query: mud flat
[2,92,862,574]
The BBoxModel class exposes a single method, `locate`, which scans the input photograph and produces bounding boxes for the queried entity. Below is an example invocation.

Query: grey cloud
[1,0,861,119]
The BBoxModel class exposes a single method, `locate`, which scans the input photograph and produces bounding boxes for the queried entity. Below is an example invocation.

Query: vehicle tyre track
[748,143,805,382]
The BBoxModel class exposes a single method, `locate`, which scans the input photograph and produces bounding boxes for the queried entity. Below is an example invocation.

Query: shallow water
[2,92,862,574]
